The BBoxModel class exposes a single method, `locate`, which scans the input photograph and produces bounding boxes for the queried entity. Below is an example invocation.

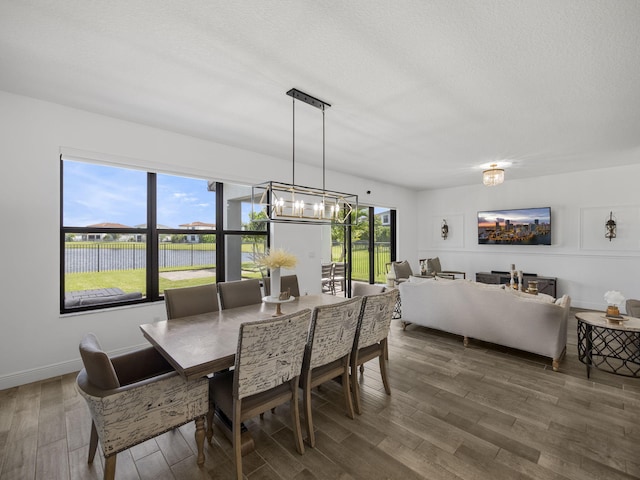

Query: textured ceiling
[1,1,639,189]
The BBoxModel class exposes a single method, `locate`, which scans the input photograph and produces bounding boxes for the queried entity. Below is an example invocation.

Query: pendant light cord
[292,96,295,185]
[322,106,326,192]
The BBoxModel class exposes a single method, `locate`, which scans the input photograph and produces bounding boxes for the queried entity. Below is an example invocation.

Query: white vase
[270,267,281,301]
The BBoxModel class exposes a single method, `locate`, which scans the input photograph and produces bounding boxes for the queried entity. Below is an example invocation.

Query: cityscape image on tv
[478,207,551,245]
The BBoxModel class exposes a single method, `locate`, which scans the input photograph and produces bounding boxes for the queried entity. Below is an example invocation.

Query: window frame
[60,157,268,313]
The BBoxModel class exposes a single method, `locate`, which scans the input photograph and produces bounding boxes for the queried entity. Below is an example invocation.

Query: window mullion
[148,172,160,300]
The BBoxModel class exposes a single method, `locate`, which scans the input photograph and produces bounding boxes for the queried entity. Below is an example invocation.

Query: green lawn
[64,242,388,294]
[332,246,389,283]
[65,264,264,293]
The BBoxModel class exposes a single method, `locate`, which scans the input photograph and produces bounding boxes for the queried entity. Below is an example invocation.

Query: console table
[575,311,640,378]
[475,271,557,298]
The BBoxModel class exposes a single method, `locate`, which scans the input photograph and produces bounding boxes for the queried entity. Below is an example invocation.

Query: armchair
[390,260,413,283]
[626,299,640,317]
[76,333,209,480]
[421,256,465,279]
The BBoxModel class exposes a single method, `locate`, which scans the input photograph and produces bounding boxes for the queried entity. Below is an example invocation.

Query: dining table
[139,293,349,454]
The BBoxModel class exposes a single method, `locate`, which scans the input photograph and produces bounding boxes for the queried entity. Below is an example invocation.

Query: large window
[61,158,267,313]
[331,206,395,295]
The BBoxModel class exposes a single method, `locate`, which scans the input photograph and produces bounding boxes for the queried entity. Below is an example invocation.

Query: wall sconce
[605,211,616,241]
[441,219,449,240]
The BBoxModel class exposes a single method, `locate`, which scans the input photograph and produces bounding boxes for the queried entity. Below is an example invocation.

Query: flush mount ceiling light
[482,163,505,186]
[252,89,358,225]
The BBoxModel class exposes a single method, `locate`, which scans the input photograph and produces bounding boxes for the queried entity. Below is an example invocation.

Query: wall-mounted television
[478,207,551,245]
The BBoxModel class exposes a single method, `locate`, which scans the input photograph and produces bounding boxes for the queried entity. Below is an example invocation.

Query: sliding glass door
[331,206,395,290]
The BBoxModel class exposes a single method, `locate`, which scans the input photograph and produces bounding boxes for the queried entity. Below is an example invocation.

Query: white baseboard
[0,343,148,391]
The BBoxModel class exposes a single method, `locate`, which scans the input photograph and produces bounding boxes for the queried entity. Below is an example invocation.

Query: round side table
[575,311,640,378]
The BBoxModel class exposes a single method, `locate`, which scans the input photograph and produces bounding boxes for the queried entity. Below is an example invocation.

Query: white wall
[6,87,634,391]
[417,166,640,311]
[0,91,418,389]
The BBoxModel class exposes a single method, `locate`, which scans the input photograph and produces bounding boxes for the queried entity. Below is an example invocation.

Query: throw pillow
[426,257,441,275]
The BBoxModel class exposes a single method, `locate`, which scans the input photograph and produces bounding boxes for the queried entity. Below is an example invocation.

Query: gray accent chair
[208,309,312,480]
[391,260,413,283]
[164,283,219,319]
[423,256,465,279]
[263,274,301,298]
[300,297,363,447]
[76,333,208,480]
[217,278,263,310]
[626,299,640,317]
[350,289,399,414]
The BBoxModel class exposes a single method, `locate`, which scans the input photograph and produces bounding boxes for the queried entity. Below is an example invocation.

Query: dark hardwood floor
[1,310,639,479]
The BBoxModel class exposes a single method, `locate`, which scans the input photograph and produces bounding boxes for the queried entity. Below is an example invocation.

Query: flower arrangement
[604,290,625,317]
[604,290,625,306]
[256,248,298,270]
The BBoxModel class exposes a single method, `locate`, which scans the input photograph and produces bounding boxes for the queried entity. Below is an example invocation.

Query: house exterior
[82,222,134,241]
[178,221,217,243]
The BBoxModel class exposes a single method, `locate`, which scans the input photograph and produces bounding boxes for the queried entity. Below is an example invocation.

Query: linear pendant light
[252,89,358,225]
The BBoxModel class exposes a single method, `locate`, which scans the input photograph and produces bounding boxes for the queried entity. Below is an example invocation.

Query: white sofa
[398,277,571,371]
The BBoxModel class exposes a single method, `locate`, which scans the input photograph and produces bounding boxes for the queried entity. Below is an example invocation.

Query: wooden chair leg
[259,407,276,420]
[342,362,354,420]
[206,404,214,444]
[104,455,117,480]
[195,416,206,465]
[302,374,315,447]
[379,339,391,395]
[379,352,391,395]
[289,380,305,455]
[351,360,362,415]
[88,421,98,463]
[232,402,243,480]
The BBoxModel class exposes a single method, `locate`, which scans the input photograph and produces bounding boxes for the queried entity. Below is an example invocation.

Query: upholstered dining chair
[263,274,301,298]
[164,283,219,319]
[321,263,334,294]
[352,282,386,297]
[217,278,262,310]
[350,289,399,414]
[331,262,347,294]
[76,333,209,480]
[300,296,363,447]
[208,309,312,480]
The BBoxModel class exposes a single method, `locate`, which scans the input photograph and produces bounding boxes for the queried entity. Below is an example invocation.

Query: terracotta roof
[178,221,216,228]
[86,222,133,228]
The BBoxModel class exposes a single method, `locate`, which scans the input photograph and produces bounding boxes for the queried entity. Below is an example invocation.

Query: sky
[478,207,551,228]
[63,160,253,228]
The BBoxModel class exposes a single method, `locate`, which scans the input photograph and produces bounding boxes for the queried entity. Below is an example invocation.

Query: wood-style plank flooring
[1,310,639,479]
